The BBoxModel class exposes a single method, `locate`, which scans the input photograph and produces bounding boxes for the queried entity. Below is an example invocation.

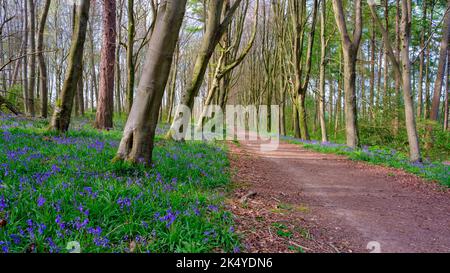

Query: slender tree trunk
[424,3,435,119]
[369,24,375,121]
[23,0,29,114]
[28,0,36,117]
[77,67,85,116]
[319,0,327,142]
[126,0,135,113]
[445,47,449,131]
[115,1,123,114]
[116,0,187,164]
[417,0,427,119]
[50,0,91,132]
[37,0,51,118]
[88,19,98,111]
[430,0,450,121]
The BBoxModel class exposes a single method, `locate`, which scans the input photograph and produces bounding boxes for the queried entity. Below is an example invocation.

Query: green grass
[0,114,240,253]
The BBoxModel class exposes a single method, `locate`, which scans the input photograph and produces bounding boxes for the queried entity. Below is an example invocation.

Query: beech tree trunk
[37,0,51,118]
[28,0,36,117]
[23,0,29,114]
[95,0,116,129]
[319,0,328,142]
[116,0,187,165]
[126,0,135,113]
[332,0,362,148]
[417,0,427,119]
[50,0,90,132]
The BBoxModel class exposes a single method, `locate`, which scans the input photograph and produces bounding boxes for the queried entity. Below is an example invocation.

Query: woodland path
[228,139,450,253]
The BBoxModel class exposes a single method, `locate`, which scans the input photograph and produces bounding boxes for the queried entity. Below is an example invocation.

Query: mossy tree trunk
[50,0,90,132]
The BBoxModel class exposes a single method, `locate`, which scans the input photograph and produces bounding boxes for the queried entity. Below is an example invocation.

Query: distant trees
[369,0,421,161]
[290,0,318,140]
[168,0,244,139]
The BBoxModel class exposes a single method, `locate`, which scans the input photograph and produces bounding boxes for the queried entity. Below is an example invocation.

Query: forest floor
[227,139,450,253]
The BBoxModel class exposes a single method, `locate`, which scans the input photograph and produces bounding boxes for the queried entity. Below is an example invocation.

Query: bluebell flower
[37,196,46,207]
[38,223,47,235]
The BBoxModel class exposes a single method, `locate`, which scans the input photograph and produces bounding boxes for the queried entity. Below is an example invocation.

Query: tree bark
[50,0,90,132]
[417,0,427,119]
[126,0,135,113]
[319,0,328,142]
[37,0,51,118]
[95,0,117,129]
[116,0,187,164]
[23,0,29,114]
[27,0,36,117]
[332,0,362,148]
[445,47,449,131]
[430,1,450,121]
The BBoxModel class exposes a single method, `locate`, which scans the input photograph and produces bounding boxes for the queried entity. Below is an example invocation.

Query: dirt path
[228,139,450,253]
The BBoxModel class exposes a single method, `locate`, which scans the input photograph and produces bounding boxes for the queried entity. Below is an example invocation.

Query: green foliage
[271,223,293,239]
[0,115,239,253]
[6,85,23,110]
[417,120,450,162]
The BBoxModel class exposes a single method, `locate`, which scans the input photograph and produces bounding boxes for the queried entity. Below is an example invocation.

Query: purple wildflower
[37,196,46,207]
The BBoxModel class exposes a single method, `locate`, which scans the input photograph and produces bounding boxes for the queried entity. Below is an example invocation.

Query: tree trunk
[77,68,85,116]
[293,103,301,138]
[88,18,98,111]
[126,0,135,113]
[37,0,51,118]
[50,0,90,132]
[369,24,375,122]
[400,0,421,161]
[27,0,36,117]
[332,0,362,148]
[417,0,427,119]
[430,0,450,121]
[115,1,123,114]
[95,0,117,129]
[116,0,187,165]
[319,0,328,142]
[23,0,29,114]
[445,47,449,131]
